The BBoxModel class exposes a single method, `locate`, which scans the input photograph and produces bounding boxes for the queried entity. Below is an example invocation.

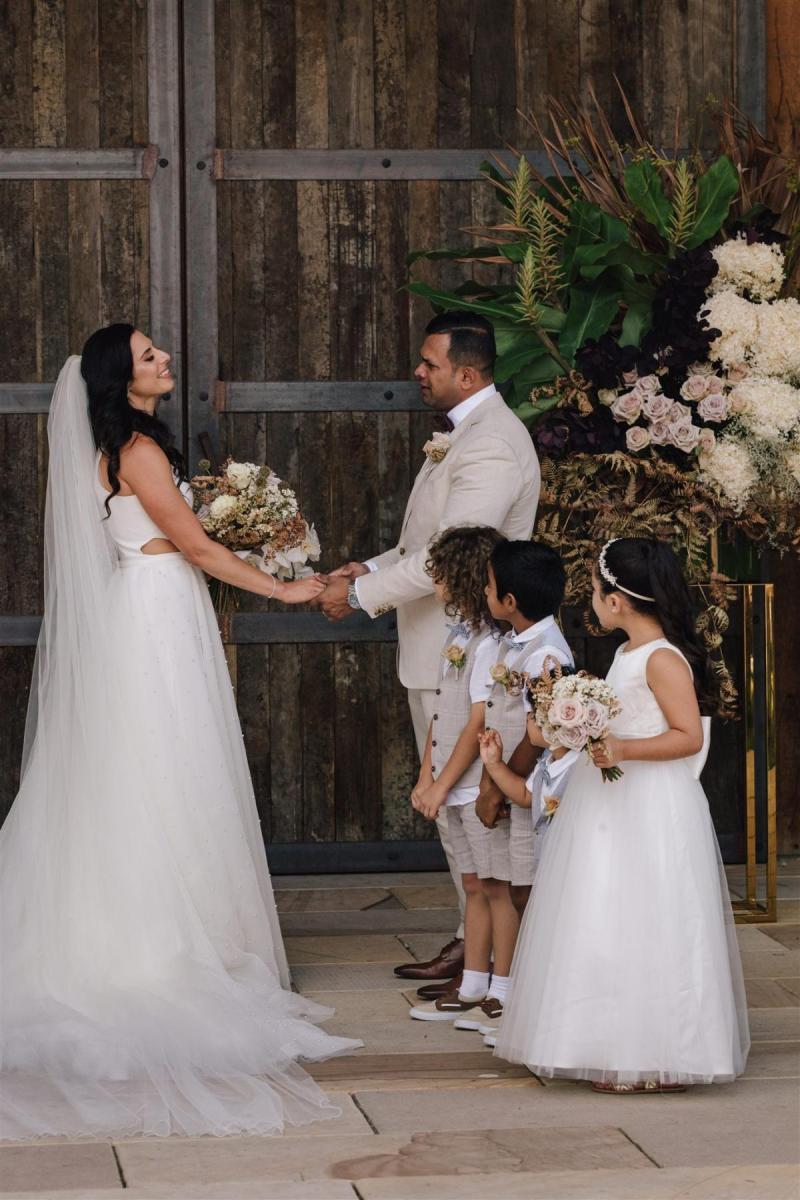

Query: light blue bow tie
[447,621,470,638]
[502,633,525,649]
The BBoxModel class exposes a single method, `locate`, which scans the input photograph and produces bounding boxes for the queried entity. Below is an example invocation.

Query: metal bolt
[382,157,391,168]
[384,389,394,400]
[199,391,208,402]
[158,157,169,168]
[197,160,206,170]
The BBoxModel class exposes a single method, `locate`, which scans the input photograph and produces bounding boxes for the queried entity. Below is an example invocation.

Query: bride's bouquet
[528,657,623,782]
[191,459,321,610]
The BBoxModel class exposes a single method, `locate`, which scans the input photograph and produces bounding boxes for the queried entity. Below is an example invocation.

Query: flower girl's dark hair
[81,323,186,517]
[426,525,504,629]
[597,537,722,715]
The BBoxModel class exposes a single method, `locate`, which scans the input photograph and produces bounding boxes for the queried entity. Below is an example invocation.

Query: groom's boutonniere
[423,432,451,464]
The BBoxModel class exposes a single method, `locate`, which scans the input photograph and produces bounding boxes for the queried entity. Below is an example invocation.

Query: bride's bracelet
[267,575,278,601]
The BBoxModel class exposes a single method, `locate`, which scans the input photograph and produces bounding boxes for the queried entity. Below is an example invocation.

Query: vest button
[487,700,494,708]
[399,547,406,555]
[435,688,441,695]
[433,713,439,720]
[431,740,437,747]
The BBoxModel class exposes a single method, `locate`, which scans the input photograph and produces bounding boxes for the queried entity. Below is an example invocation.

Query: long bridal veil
[0,358,358,1140]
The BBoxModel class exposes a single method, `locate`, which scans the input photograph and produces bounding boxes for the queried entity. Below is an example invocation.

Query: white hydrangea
[226,461,259,490]
[730,379,800,441]
[750,299,800,379]
[710,235,785,301]
[785,448,800,486]
[701,291,759,371]
[699,438,757,512]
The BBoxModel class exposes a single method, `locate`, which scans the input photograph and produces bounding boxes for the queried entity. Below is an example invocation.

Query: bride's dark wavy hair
[81,323,186,516]
[598,537,722,716]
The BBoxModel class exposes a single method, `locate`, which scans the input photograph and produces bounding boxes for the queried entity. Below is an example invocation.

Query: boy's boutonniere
[423,432,451,464]
[442,644,467,675]
[543,795,560,817]
[489,662,524,696]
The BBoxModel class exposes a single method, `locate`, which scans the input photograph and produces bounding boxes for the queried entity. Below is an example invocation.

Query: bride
[0,325,360,1141]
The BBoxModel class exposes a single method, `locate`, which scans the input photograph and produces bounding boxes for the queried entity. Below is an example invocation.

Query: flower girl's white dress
[0,360,360,1140]
[495,638,750,1086]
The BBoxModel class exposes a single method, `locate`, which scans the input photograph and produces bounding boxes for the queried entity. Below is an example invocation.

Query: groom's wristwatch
[347,582,362,610]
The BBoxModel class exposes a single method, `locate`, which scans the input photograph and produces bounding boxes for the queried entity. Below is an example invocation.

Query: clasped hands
[310,560,369,621]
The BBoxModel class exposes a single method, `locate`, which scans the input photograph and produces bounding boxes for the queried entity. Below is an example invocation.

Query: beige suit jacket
[357,391,540,689]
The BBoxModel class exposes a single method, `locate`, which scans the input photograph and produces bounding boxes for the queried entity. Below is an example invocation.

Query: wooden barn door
[1,0,776,872]
[0,0,181,820]
[179,0,767,872]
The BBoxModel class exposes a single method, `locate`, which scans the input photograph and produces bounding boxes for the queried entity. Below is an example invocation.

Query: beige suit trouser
[407,687,466,941]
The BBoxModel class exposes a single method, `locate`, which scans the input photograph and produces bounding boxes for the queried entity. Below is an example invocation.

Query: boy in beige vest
[410,540,569,1031]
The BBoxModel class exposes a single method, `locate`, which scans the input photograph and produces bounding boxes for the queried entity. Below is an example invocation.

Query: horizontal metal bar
[266,840,447,875]
[0,384,51,414]
[0,146,155,180]
[217,147,551,181]
[220,381,426,413]
[0,617,42,646]
[230,611,397,644]
[0,612,398,647]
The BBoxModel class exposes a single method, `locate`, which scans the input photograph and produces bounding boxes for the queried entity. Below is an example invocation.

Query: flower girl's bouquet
[191,458,321,611]
[529,658,623,782]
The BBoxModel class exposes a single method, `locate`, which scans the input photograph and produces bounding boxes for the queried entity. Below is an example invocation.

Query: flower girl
[495,537,750,1092]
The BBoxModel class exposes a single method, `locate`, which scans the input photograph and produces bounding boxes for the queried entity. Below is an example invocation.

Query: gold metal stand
[732,584,778,923]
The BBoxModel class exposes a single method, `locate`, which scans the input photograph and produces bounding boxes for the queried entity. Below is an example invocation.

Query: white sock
[458,969,489,1000]
[486,974,510,1003]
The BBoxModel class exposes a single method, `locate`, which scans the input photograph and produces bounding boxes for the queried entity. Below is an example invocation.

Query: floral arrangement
[408,92,800,694]
[191,458,320,611]
[529,658,623,782]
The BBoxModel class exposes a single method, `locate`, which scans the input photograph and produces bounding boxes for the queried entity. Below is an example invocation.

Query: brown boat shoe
[454,996,504,1032]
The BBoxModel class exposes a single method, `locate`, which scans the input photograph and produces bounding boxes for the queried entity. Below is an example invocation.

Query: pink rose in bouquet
[529,661,623,782]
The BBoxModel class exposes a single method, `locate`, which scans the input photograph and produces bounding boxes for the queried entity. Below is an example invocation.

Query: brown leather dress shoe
[393,937,465,980]
[416,972,463,1000]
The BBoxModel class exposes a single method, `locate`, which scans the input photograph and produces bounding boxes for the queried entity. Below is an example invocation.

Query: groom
[320,312,540,985]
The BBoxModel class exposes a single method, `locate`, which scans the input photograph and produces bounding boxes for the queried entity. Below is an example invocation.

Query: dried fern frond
[666,159,698,247]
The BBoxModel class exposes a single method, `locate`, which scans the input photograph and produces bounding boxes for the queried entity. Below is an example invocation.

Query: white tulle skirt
[495,754,750,1086]
[0,554,360,1140]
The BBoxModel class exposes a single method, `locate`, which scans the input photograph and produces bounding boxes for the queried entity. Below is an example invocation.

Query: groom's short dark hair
[425,311,496,377]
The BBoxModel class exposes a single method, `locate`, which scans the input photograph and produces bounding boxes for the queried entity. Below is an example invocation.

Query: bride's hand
[278,574,327,604]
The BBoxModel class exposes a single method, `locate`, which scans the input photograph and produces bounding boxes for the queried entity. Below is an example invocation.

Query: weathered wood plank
[741,0,768,130]
[0,648,35,824]
[405,0,437,148]
[471,0,517,145]
[262,0,296,149]
[547,0,581,109]
[295,0,329,148]
[98,0,134,147]
[327,0,375,150]
[334,641,382,840]
[608,0,643,138]
[300,643,336,843]
[268,644,304,842]
[65,0,100,148]
[514,0,550,133]
[437,0,472,148]
[32,0,67,148]
[579,0,613,113]
[0,0,33,148]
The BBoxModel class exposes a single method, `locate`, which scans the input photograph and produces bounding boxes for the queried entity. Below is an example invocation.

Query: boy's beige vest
[430,625,495,789]
[485,623,574,762]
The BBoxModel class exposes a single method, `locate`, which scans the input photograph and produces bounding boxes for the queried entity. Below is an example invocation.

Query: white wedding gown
[0,358,360,1141]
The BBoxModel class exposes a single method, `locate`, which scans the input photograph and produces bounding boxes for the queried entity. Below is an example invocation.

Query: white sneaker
[484,1034,498,1048]
[408,993,486,1022]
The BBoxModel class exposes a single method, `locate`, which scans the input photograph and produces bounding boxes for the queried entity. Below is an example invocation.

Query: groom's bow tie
[446,621,470,638]
[434,413,455,433]
[502,633,526,650]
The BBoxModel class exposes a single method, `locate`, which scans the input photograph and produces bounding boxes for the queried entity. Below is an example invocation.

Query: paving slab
[741,1040,800,1078]
[740,949,800,979]
[291,963,413,992]
[356,1163,800,1199]
[0,1143,121,1193]
[275,873,453,891]
[736,925,792,952]
[285,935,405,965]
[275,887,393,913]
[1,1185,357,1200]
[748,1007,800,1040]
[763,924,800,951]
[390,885,461,910]
[744,978,800,1008]
[328,1125,651,1180]
[353,1076,799,1169]
[395,933,459,963]
[281,910,459,936]
[305,989,501,1056]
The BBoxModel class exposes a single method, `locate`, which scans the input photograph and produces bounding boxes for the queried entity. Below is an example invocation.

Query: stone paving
[1,863,798,1199]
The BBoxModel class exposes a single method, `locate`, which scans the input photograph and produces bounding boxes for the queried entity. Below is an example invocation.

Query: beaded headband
[598,538,655,603]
